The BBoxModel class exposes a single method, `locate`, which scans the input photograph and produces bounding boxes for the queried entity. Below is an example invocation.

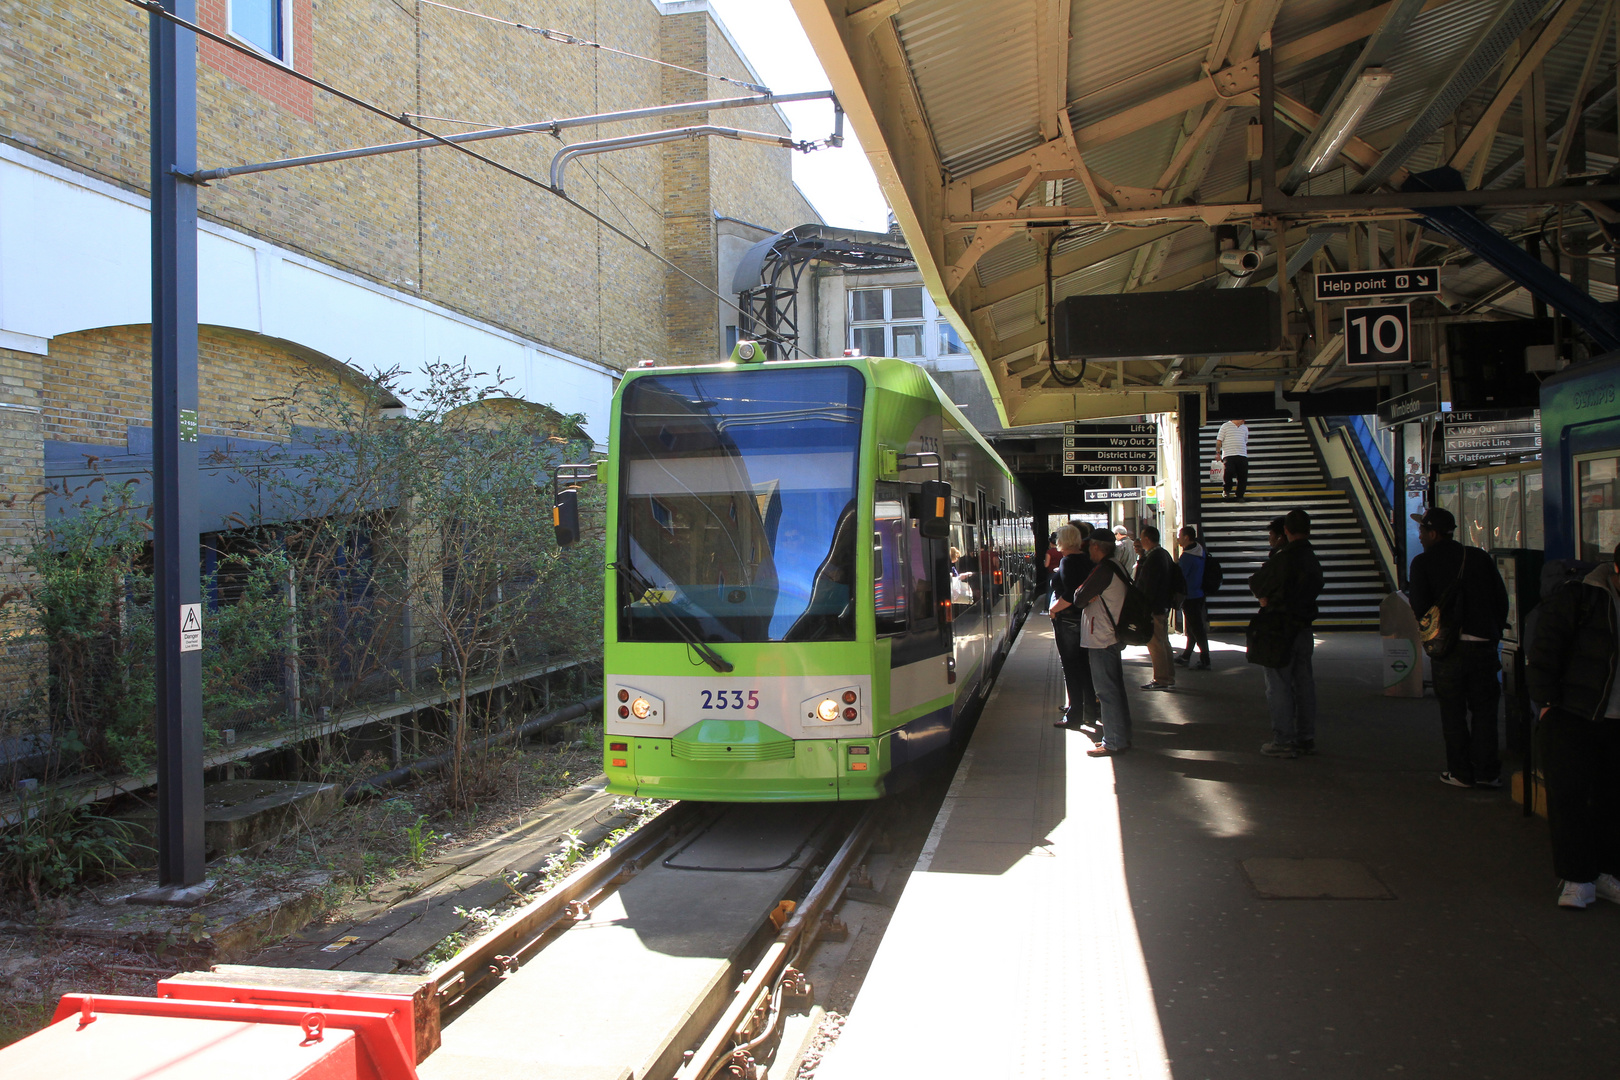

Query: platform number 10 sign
[1344,302,1411,366]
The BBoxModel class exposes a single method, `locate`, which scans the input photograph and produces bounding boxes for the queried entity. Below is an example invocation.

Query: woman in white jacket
[1050,532,1134,756]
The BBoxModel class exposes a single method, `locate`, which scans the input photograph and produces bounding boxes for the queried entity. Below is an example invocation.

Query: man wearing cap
[1408,507,1510,789]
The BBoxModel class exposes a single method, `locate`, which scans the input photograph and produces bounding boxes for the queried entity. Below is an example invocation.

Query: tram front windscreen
[617,366,866,643]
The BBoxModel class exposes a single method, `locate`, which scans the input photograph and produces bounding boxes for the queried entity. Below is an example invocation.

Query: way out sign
[1344,303,1411,366]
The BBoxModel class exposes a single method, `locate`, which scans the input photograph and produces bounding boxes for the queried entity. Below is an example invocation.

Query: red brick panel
[197,0,313,121]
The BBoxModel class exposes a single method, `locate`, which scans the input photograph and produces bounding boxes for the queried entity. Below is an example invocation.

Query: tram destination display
[1440,408,1541,465]
[1061,422,1159,476]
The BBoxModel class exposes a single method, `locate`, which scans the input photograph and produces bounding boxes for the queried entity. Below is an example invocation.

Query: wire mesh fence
[0,359,605,810]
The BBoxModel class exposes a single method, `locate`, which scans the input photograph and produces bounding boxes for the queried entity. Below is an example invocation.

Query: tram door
[874,485,952,764]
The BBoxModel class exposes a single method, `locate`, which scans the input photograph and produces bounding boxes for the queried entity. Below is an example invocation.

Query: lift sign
[1344,303,1411,366]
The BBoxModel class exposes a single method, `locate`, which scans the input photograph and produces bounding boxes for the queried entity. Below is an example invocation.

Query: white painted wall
[0,145,618,444]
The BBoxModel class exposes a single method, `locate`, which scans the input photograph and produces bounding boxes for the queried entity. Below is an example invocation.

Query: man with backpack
[1524,542,1620,909]
[1175,525,1213,670]
[1248,508,1324,758]
[1134,525,1181,690]
[1408,507,1510,789]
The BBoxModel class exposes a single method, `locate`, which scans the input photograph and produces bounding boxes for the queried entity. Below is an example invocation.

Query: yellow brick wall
[1,1,815,373]
[41,325,373,447]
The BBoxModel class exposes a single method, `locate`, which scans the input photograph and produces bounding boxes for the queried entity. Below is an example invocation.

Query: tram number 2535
[700,688,760,710]
[1344,302,1411,366]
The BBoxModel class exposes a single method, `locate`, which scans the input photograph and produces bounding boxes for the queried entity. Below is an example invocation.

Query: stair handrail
[1309,416,1399,587]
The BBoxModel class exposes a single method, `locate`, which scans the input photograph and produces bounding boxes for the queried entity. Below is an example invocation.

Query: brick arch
[41,324,396,447]
[442,396,591,442]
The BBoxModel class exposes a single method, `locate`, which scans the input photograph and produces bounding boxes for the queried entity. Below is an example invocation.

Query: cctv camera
[1220,249,1262,275]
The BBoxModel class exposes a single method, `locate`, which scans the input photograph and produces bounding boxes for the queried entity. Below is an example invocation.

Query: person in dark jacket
[1133,525,1177,690]
[1525,544,1620,909]
[1248,508,1324,758]
[1175,526,1210,669]
[1408,507,1510,789]
[1046,523,1100,731]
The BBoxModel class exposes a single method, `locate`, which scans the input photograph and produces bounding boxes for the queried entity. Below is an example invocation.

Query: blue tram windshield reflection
[619,367,865,643]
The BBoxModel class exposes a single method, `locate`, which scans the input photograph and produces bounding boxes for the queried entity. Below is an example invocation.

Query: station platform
[817,623,1620,1079]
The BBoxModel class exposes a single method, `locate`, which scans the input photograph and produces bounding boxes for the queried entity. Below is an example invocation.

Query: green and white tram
[560,345,1034,801]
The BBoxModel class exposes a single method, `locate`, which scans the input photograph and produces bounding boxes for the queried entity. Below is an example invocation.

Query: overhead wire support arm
[550,126,824,194]
[118,0,814,358]
[191,91,840,183]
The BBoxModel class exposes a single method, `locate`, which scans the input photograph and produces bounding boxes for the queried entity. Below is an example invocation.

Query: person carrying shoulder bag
[1408,507,1510,789]
[1052,532,1134,757]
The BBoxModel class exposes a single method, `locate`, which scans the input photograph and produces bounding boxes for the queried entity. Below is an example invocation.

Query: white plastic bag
[1209,458,1226,484]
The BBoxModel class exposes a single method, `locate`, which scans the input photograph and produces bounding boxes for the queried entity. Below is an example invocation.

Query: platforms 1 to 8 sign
[1061,422,1159,476]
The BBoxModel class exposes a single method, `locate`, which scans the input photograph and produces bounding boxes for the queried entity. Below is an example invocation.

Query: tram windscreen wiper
[611,560,734,673]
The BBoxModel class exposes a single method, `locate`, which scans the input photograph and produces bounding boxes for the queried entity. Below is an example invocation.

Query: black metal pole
[151,0,205,888]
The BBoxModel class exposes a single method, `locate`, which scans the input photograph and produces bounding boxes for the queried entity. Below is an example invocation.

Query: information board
[1314,268,1440,301]
[1085,488,1145,502]
[1060,422,1159,476]
[1440,408,1542,465]
[1377,382,1441,427]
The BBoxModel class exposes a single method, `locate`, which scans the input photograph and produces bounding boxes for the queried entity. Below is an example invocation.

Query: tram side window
[874,499,909,634]
[1578,457,1620,561]
[874,489,940,633]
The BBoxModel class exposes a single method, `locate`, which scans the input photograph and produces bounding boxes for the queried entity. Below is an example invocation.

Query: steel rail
[675,806,881,1080]
[429,800,701,1011]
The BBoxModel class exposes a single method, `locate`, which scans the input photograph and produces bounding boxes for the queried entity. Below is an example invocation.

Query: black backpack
[1101,567,1156,646]
[1202,551,1225,595]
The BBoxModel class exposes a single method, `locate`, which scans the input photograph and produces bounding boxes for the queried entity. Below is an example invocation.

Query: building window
[890,287,923,320]
[231,0,289,62]
[851,326,885,357]
[849,286,964,360]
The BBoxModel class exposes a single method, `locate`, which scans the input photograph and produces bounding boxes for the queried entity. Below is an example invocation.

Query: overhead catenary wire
[418,0,769,93]
[120,0,809,358]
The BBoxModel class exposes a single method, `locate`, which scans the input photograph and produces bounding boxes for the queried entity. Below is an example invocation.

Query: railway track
[418,799,884,1080]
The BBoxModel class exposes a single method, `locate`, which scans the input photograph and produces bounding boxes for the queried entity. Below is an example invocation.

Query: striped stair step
[1193,417,1390,630]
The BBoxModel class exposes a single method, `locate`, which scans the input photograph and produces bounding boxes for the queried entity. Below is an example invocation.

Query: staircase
[1196,418,1389,630]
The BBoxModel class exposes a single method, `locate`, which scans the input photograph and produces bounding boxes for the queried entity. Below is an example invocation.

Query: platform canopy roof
[791,0,1620,426]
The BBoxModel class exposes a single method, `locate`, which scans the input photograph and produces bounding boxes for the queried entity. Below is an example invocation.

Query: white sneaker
[1596,873,1620,905]
[1559,880,1597,909]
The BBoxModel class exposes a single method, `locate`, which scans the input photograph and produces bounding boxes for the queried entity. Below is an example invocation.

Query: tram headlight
[817,698,840,722]
[631,697,652,720]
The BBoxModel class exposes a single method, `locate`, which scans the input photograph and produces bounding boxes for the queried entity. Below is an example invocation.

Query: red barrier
[0,988,418,1080]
